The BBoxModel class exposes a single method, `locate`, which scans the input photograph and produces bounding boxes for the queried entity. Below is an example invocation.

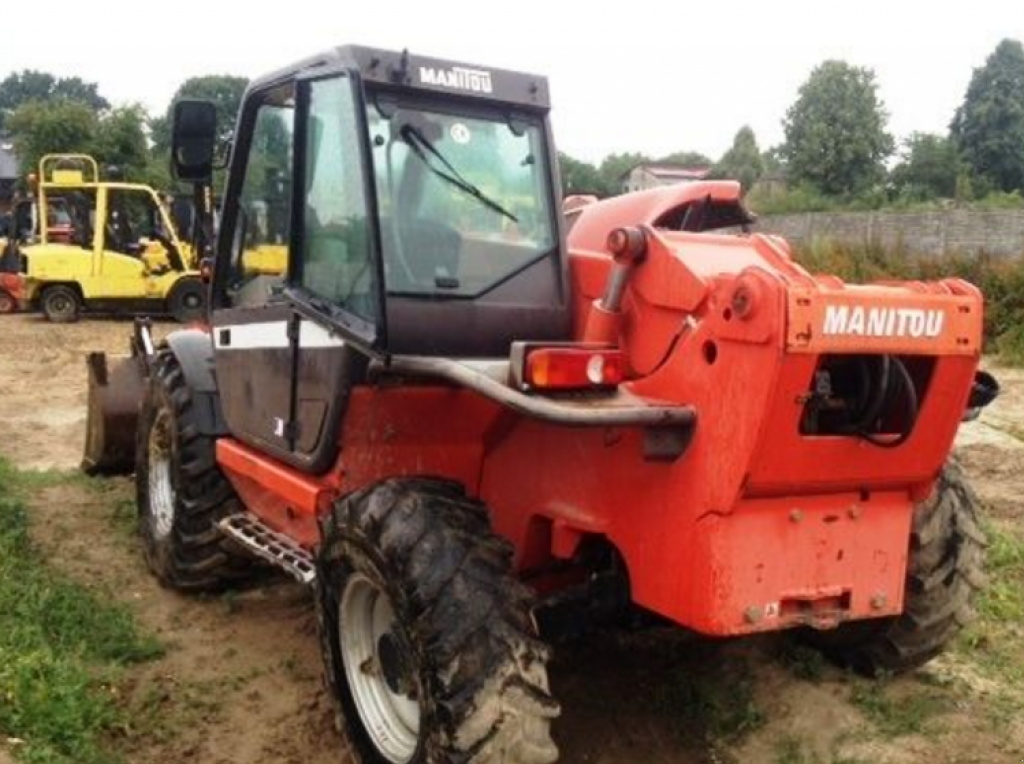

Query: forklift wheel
[0,289,15,314]
[41,285,81,323]
[136,347,252,591]
[168,279,206,323]
[316,478,560,764]
[801,461,986,676]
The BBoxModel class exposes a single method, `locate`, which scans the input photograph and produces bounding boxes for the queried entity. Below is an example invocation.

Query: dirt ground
[0,313,1021,764]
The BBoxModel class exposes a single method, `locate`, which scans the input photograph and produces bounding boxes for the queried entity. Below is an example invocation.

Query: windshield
[366,97,556,297]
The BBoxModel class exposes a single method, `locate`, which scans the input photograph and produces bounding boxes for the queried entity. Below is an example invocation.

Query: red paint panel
[217,438,330,514]
[337,387,500,493]
[684,492,912,634]
[216,439,332,549]
[787,286,981,357]
[223,468,322,549]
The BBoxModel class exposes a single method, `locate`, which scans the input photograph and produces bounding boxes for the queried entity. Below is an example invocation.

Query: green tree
[51,77,109,110]
[7,101,153,184]
[0,70,108,130]
[712,126,764,193]
[150,74,250,154]
[91,105,151,178]
[781,60,894,195]
[889,132,960,200]
[950,39,1024,193]
[7,101,99,177]
[558,152,609,196]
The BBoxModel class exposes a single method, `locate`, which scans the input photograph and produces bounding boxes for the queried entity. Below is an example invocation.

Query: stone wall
[755,209,1024,258]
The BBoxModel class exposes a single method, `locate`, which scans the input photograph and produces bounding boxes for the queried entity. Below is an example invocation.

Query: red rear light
[525,348,626,390]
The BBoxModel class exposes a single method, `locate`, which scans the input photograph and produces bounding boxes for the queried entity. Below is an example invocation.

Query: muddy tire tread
[136,347,250,591]
[317,477,559,764]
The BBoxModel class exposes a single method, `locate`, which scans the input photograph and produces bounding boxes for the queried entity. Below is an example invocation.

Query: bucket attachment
[81,320,155,475]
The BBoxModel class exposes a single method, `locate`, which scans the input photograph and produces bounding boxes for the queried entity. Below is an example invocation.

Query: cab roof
[247,45,551,112]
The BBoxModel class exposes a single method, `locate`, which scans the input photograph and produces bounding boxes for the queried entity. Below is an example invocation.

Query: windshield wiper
[401,125,519,224]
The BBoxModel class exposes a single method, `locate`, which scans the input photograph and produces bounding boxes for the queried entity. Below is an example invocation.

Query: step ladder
[218,513,317,585]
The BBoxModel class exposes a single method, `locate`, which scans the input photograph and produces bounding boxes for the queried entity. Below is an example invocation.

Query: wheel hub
[377,632,415,696]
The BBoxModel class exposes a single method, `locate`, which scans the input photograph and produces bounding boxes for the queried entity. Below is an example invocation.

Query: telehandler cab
[86,46,997,763]
[11,154,206,322]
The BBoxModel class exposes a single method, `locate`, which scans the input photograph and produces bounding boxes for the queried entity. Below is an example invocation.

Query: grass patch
[849,679,950,737]
[0,458,162,764]
[979,524,1024,624]
[108,496,137,541]
[957,522,1024,692]
[1,465,93,494]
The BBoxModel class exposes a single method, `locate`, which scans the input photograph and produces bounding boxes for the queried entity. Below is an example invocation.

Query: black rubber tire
[803,462,987,676]
[167,278,206,323]
[41,284,81,323]
[136,347,250,591]
[316,477,560,764]
[0,289,15,314]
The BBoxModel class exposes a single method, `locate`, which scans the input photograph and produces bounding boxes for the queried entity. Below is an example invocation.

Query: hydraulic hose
[858,356,919,449]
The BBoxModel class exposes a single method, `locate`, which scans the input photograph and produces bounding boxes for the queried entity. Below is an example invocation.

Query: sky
[3,0,1023,164]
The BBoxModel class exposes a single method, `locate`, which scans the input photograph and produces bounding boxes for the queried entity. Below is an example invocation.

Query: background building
[621,163,712,194]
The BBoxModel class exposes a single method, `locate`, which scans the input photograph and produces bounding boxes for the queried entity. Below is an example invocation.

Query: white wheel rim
[339,573,421,763]
[147,408,175,539]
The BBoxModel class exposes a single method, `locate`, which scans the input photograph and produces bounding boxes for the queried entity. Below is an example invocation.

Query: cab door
[210,82,299,462]
[211,72,383,474]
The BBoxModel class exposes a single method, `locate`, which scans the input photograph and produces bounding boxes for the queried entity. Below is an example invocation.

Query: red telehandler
[84,45,998,763]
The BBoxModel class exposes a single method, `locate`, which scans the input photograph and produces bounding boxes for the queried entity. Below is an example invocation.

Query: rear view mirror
[171,100,217,183]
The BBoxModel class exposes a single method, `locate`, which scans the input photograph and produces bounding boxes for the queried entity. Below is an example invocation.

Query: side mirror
[171,100,217,183]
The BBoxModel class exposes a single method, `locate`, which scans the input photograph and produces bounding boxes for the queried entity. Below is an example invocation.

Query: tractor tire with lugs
[316,477,560,764]
[806,461,986,676]
[136,346,251,591]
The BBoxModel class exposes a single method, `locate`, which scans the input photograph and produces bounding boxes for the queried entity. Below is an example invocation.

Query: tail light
[523,347,626,390]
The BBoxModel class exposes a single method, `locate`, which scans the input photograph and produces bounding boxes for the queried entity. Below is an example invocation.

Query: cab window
[296,76,377,322]
[229,85,294,307]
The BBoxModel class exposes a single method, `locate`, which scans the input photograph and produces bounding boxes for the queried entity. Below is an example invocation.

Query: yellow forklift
[18,154,206,322]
